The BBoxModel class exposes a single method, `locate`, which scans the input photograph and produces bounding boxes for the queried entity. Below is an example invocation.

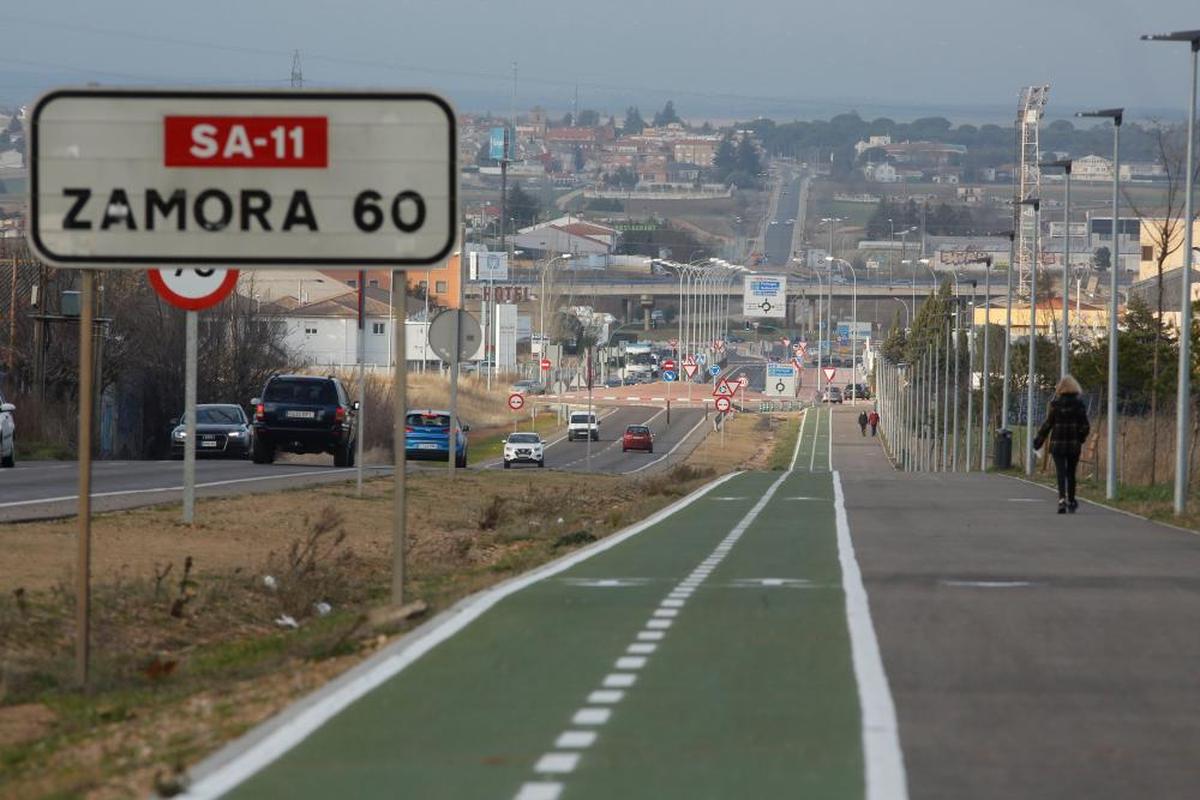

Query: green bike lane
[190,410,897,798]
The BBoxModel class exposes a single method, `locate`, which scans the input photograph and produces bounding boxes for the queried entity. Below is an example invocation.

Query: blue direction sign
[708,364,721,377]
[662,370,677,382]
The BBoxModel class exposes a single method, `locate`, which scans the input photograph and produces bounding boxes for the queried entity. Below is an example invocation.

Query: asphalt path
[488,405,709,475]
[764,172,802,266]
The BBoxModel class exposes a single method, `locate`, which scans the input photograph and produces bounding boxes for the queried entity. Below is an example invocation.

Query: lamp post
[1077,107,1123,499]
[1001,231,1016,434]
[1041,159,1074,378]
[828,257,859,399]
[980,256,994,467]
[540,254,572,385]
[1142,29,1199,515]
[1019,198,1042,476]
[892,296,910,331]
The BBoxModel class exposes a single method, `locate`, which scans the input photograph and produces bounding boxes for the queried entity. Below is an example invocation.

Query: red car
[622,424,654,453]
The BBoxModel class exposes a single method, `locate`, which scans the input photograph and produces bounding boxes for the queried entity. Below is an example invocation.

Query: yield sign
[822,366,838,384]
[712,378,736,398]
[682,358,699,378]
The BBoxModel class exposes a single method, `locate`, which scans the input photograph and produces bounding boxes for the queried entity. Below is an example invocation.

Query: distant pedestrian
[868,410,880,437]
[1033,375,1091,514]
[857,411,868,436]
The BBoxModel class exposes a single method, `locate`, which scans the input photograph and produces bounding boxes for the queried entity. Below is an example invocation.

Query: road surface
[183,406,1200,799]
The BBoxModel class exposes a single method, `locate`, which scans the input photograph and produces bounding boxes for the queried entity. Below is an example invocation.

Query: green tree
[735,136,762,177]
[623,106,645,135]
[1072,296,1177,410]
[712,135,737,180]
[880,313,908,362]
[506,182,541,228]
[653,100,681,127]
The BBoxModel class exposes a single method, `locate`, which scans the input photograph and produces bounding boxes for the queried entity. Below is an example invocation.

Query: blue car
[404,409,470,467]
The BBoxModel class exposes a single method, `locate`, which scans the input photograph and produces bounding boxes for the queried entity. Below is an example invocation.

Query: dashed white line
[615,656,647,670]
[555,731,597,749]
[534,753,580,774]
[572,708,611,725]
[603,673,637,687]
[515,782,562,800]
[587,689,625,704]
[627,643,657,654]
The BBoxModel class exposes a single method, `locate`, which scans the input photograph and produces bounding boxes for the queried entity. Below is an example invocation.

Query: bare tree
[1122,123,1200,484]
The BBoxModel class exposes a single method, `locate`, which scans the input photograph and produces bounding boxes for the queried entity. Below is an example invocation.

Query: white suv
[0,392,15,468]
[567,412,599,442]
[503,432,545,468]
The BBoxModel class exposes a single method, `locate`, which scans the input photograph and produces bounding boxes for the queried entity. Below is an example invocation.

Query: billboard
[470,251,509,281]
[489,127,508,161]
[494,303,518,369]
[743,274,787,318]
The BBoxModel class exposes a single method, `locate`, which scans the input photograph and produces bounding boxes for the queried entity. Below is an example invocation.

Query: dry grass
[0,466,720,798]
[684,412,780,472]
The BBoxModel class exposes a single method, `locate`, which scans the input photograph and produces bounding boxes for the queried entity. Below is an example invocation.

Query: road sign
[714,340,726,352]
[765,363,797,397]
[507,393,525,411]
[712,378,735,398]
[29,88,456,268]
[539,358,552,371]
[736,375,749,389]
[742,274,787,318]
[428,309,482,364]
[147,268,238,310]
[662,370,677,382]
[708,364,721,377]
[823,366,838,384]
[662,358,677,372]
[715,396,732,413]
[683,358,699,379]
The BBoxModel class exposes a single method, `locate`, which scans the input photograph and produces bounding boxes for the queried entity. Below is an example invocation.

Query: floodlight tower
[1015,85,1049,298]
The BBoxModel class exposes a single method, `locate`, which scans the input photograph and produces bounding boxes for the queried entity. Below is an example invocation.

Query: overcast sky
[2,0,1197,123]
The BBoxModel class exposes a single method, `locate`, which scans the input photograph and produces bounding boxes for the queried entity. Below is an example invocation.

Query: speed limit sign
[148,268,239,310]
[507,393,525,411]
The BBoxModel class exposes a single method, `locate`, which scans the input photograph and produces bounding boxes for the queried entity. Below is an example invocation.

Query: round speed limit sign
[148,268,239,310]
[507,393,525,411]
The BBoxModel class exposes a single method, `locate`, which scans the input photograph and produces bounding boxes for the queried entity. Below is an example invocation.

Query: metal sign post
[75,270,95,689]
[357,270,365,497]
[392,271,407,605]
[182,310,197,523]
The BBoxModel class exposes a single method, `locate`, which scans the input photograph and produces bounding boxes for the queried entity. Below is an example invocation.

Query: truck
[620,340,658,381]
[567,410,600,442]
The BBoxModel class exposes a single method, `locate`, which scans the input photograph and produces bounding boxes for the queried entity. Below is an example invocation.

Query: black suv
[251,375,358,466]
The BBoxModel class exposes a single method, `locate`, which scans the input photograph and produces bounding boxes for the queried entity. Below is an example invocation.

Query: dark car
[171,404,253,459]
[843,383,871,401]
[251,375,358,466]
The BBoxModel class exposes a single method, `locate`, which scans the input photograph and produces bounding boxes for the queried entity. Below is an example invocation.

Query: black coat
[1034,394,1090,456]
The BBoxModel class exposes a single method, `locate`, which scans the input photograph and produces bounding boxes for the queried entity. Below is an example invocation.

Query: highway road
[0,406,713,521]
[183,406,1200,799]
[763,171,802,266]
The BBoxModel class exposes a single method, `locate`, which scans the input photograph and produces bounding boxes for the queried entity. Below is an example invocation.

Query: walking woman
[1033,375,1091,514]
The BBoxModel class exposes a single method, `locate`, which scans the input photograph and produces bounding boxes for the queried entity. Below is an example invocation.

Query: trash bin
[993,429,1013,470]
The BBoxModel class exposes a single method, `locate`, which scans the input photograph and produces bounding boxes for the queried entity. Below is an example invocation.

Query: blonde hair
[1056,375,1082,396]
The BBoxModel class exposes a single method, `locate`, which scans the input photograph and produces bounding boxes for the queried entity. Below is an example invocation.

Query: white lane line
[636,630,665,641]
[603,673,637,687]
[790,407,809,472]
[652,609,678,618]
[941,580,1034,589]
[183,471,740,799]
[827,406,834,470]
[809,406,819,472]
[587,690,624,704]
[661,599,685,607]
[627,643,657,654]
[515,782,562,800]
[534,753,580,774]
[614,656,647,669]
[557,407,666,470]
[645,618,673,630]
[572,708,611,725]
[0,467,370,509]
[555,731,598,748]
[832,471,909,800]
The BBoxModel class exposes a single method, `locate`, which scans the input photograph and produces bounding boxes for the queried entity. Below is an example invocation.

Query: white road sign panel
[29,88,456,268]
[682,359,699,378]
[764,363,797,397]
[714,396,732,413]
[507,393,525,411]
[823,366,838,384]
[743,274,787,318]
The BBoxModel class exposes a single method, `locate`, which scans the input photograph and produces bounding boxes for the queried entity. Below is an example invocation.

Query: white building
[863,162,898,183]
[1072,154,1113,182]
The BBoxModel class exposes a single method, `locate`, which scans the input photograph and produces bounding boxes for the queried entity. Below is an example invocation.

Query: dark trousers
[1052,450,1080,502]
[870,423,878,436]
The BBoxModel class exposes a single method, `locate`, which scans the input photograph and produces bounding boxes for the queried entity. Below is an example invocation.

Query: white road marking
[711,496,747,501]
[183,472,740,798]
[603,673,637,687]
[661,599,685,607]
[790,408,809,472]
[645,619,673,629]
[572,708,611,725]
[652,609,678,618]
[615,656,647,670]
[832,471,909,800]
[561,578,650,588]
[534,753,580,774]
[1006,498,1042,503]
[941,580,1034,588]
[636,630,665,641]
[786,496,823,501]
[587,690,624,704]
[515,782,562,800]
[627,643,657,654]
[555,731,597,749]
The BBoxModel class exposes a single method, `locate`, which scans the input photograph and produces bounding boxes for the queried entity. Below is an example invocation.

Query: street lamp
[1040,158,1074,378]
[1000,230,1016,436]
[828,256,859,399]
[1077,106,1123,499]
[891,296,910,331]
[1018,197,1042,477]
[540,254,572,382]
[1141,29,1198,515]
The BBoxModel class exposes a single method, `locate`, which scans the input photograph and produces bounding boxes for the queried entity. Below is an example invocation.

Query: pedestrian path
[185,405,902,800]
